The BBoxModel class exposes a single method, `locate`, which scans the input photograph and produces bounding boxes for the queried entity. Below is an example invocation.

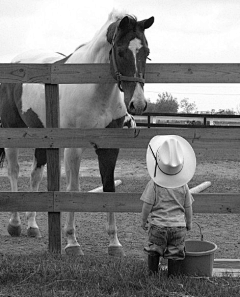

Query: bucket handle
[193,222,203,241]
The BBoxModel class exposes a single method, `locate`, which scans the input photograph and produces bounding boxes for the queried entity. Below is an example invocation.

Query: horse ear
[139,16,154,30]
[119,16,130,31]
[107,17,129,44]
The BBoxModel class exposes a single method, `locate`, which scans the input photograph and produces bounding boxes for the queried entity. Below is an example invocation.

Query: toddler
[140,135,196,274]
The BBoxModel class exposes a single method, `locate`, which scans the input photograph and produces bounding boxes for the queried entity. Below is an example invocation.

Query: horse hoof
[27,227,41,238]
[7,224,21,237]
[65,246,84,256]
[108,246,126,257]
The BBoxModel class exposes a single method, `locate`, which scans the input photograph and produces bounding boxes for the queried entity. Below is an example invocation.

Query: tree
[210,109,215,114]
[236,104,240,115]
[179,98,197,113]
[145,99,156,112]
[146,92,179,113]
[156,92,179,113]
[145,92,179,113]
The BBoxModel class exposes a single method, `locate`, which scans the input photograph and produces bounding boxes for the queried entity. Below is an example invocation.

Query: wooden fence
[0,63,239,255]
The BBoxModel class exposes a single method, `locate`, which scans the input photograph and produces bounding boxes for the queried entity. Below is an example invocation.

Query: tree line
[146,92,236,114]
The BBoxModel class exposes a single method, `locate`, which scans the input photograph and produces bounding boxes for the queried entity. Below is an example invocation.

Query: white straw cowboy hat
[146,135,196,188]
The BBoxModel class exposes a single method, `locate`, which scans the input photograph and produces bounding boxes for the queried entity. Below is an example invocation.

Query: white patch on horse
[128,38,143,73]
[21,84,46,126]
[123,113,136,128]
[131,83,146,114]
[12,50,64,128]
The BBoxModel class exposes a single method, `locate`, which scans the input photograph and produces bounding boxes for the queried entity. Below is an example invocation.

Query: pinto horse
[0,10,154,256]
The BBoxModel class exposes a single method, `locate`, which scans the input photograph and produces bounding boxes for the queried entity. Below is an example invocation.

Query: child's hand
[186,223,192,231]
[141,220,148,231]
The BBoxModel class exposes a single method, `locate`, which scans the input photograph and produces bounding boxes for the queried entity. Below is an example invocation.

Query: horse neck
[64,19,125,114]
[66,23,121,95]
[67,22,112,64]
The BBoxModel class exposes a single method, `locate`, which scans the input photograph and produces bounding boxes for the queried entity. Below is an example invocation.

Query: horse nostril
[129,101,135,112]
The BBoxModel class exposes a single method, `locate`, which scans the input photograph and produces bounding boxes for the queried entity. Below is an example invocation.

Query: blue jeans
[148,225,187,260]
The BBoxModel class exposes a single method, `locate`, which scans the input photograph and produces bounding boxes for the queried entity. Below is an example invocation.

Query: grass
[0,253,240,296]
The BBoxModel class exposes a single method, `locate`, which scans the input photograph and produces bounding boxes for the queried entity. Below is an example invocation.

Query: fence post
[204,116,207,126]
[147,115,151,128]
[45,84,62,253]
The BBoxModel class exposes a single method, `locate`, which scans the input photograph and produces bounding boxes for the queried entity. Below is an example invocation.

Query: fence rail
[0,127,239,149]
[0,63,239,254]
[134,113,240,128]
[2,63,240,84]
[0,192,239,213]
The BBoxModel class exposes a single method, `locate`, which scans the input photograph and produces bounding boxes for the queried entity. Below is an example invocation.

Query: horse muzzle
[126,83,147,115]
[128,100,147,115]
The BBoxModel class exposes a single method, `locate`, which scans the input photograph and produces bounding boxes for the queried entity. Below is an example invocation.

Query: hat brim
[146,135,196,188]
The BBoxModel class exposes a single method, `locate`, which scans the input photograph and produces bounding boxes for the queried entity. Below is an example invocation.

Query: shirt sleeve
[184,184,194,208]
[140,179,156,205]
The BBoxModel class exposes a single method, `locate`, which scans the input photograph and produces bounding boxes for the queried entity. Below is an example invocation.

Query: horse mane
[107,9,137,23]
[75,9,136,50]
[70,10,137,61]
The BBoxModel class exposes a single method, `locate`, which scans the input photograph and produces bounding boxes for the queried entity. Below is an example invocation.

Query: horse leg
[5,148,22,236]
[96,147,125,257]
[63,148,84,255]
[26,148,46,238]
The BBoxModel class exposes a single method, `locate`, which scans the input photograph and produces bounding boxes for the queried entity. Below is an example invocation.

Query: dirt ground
[0,147,239,259]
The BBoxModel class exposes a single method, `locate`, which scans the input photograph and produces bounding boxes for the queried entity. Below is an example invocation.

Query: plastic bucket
[168,240,218,277]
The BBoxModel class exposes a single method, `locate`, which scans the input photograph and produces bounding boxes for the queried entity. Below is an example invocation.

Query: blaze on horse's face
[108,15,154,115]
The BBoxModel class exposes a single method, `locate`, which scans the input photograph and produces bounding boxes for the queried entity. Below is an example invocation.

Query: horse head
[107,15,154,115]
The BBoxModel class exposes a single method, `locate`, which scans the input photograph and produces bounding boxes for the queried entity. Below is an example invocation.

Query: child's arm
[185,205,193,231]
[141,201,152,230]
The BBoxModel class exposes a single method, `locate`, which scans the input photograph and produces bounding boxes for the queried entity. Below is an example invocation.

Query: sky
[1,0,240,112]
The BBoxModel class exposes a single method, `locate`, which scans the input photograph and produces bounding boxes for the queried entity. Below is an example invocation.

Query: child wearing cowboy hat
[140,135,196,275]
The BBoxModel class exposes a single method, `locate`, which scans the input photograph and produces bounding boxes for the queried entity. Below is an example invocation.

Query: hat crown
[156,138,184,175]
[146,135,196,188]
